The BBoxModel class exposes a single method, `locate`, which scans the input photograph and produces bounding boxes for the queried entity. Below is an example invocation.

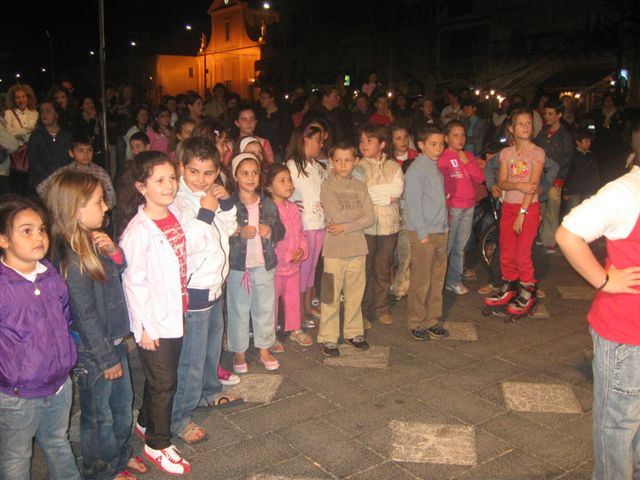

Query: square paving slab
[390,420,477,466]
[228,374,284,403]
[502,381,583,414]
[323,345,390,369]
[441,321,479,341]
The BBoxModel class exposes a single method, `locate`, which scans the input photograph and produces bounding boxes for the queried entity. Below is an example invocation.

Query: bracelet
[597,273,609,291]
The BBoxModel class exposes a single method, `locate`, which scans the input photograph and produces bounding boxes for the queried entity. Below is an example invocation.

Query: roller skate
[482,279,519,317]
[504,282,537,322]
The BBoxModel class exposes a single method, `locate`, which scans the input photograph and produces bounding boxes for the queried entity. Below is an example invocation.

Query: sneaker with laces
[345,335,369,351]
[409,328,429,341]
[321,342,340,357]
[217,366,240,386]
[446,283,469,295]
[427,325,449,338]
[144,444,191,475]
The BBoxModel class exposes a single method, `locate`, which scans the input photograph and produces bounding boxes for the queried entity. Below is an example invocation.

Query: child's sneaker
[321,342,340,357]
[345,335,369,351]
[446,283,469,295]
[217,365,240,386]
[134,422,146,440]
[144,444,191,475]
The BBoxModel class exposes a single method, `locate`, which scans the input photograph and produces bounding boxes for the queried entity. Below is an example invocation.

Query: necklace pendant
[34,287,41,296]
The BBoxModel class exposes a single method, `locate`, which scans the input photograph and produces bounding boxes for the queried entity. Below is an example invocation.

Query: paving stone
[323,345,390,369]
[499,349,593,389]
[346,461,420,479]
[409,379,506,425]
[389,420,477,466]
[226,391,336,436]
[250,455,334,479]
[531,303,550,318]
[502,381,582,414]
[527,330,593,360]
[557,286,594,300]
[287,365,377,407]
[275,418,384,478]
[455,448,563,479]
[480,412,592,470]
[187,433,298,479]
[227,373,284,403]
[441,321,479,341]
[442,358,525,393]
[180,410,248,454]
[357,360,445,394]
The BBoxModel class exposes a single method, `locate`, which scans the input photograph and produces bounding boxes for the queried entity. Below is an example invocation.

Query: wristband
[597,273,609,291]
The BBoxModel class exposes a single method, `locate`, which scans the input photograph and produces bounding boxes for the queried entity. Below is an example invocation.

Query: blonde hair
[7,83,37,110]
[46,170,106,282]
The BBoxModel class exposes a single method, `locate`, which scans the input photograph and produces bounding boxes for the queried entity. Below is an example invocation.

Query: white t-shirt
[562,166,640,242]
[286,158,328,230]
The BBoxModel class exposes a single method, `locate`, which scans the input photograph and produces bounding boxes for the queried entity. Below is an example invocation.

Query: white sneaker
[144,444,191,475]
[446,283,469,295]
[134,422,146,440]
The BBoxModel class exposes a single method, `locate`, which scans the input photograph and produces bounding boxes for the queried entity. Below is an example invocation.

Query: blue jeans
[76,342,134,480]
[0,377,81,480]
[446,207,474,286]
[171,300,223,435]
[226,267,276,352]
[591,327,640,480]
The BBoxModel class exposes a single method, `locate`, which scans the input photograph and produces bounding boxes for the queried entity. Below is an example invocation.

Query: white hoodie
[175,177,237,305]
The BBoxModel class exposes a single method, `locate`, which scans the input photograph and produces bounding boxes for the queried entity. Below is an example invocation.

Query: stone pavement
[32,245,598,479]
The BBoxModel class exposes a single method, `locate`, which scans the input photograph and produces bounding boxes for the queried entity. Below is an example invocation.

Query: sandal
[269,339,285,353]
[208,392,244,409]
[289,329,313,347]
[178,422,207,445]
[115,471,138,480]
[126,456,148,475]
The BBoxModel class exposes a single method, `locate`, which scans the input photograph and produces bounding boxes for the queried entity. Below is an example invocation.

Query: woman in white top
[4,83,39,146]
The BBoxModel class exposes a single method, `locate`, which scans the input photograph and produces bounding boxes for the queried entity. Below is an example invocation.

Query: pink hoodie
[437,148,485,209]
[274,200,308,276]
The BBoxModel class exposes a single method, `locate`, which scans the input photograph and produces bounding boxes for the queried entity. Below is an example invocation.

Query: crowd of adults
[0,72,634,199]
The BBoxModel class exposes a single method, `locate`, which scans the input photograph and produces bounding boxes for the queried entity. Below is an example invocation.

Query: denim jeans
[446,207,474,286]
[226,267,276,352]
[0,377,81,480]
[76,342,134,480]
[171,300,223,435]
[591,327,640,480]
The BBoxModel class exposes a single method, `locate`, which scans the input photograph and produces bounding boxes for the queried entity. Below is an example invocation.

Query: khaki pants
[392,230,411,298]
[406,231,447,330]
[539,186,561,247]
[318,256,366,344]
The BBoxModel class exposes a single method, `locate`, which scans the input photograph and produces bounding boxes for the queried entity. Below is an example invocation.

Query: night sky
[1,0,214,93]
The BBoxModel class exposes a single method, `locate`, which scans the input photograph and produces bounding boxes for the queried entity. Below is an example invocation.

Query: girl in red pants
[488,108,545,314]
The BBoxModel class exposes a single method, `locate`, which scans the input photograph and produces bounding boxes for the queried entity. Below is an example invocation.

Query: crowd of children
[0,82,619,479]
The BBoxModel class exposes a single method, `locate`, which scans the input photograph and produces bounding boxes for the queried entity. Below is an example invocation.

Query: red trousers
[499,202,540,284]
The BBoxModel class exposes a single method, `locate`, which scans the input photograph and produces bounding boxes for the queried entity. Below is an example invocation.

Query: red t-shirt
[153,212,188,313]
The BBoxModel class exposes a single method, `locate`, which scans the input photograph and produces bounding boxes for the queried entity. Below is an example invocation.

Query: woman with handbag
[4,83,39,194]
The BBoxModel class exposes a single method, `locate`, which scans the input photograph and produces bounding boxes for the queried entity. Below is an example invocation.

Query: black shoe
[321,342,340,357]
[427,325,449,339]
[409,328,429,341]
[345,336,369,351]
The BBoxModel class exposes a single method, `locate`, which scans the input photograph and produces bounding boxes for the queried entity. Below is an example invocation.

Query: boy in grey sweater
[404,126,449,341]
[318,142,375,357]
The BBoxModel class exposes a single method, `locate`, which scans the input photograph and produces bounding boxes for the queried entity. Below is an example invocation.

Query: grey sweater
[320,175,374,258]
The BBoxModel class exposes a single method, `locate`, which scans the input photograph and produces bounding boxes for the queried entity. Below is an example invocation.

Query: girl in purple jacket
[0,195,79,480]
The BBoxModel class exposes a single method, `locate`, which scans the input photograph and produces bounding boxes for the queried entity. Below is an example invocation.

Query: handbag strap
[11,109,24,129]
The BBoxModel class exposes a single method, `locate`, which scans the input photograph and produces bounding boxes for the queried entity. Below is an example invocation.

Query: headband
[239,136,260,152]
[231,152,260,179]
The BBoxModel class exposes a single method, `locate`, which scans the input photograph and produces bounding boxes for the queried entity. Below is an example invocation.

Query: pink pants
[300,229,325,292]
[275,270,301,332]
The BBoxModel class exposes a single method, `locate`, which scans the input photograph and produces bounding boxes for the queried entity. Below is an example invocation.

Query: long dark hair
[114,151,176,239]
[285,125,323,177]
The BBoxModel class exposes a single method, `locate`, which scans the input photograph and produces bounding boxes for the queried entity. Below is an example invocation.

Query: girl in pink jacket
[267,164,311,348]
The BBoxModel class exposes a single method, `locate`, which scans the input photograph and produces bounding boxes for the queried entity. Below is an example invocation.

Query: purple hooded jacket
[0,259,77,398]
